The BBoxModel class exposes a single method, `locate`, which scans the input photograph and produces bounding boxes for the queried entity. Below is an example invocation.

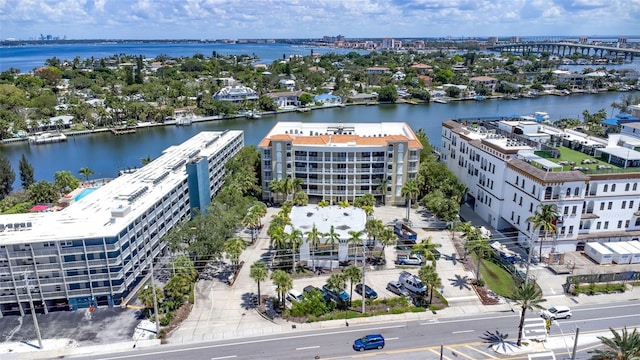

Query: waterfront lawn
[536,146,623,172]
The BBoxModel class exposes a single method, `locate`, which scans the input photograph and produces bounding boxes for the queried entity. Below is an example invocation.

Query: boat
[245,110,262,119]
[434,99,448,104]
[28,132,67,145]
[176,115,194,126]
[475,95,485,101]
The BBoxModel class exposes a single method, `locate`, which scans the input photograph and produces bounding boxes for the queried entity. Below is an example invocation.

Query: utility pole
[524,243,533,284]
[24,274,43,349]
[361,242,366,314]
[150,261,160,336]
[571,327,580,360]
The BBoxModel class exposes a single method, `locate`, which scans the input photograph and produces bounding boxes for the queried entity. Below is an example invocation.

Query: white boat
[245,110,262,119]
[175,115,194,126]
[434,99,448,104]
[28,132,67,144]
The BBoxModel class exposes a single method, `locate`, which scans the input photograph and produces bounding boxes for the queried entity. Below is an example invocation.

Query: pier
[110,127,137,135]
[488,42,640,61]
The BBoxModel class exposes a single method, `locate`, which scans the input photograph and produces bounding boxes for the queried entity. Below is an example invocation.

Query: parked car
[396,253,423,266]
[386,280,410,297]
[322,285,350,304]
[355,284,378,299]
[353,334,385,352]
[541,306,572,320]
[399,271,427,295]
[304,285,332,303]
[286,289,304,303]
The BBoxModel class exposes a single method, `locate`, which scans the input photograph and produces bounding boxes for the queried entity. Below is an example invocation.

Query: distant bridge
[487,42,640,61]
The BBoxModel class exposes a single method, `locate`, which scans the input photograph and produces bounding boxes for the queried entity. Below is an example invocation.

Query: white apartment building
[441,119,640,255]
[0,131,243,316]
[258,122,422,206]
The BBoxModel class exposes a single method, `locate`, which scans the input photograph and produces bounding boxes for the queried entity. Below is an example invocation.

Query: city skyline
[0,0,638,41]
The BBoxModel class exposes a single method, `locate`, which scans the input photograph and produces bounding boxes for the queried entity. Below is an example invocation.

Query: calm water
[0,42,367,72]
[1,91,636,190]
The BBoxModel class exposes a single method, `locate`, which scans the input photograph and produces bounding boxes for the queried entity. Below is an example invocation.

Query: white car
[541,306,572,320]
[286,289,304,303]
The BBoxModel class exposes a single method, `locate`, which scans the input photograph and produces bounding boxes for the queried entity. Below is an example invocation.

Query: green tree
[412,237,443,267]
[299,93,313,106]
[463,229,491,280]
[164,275,191,301]
[224,237,247,271]
[377,227,397,261]
[54,170,79,195]
[18,154,34,190]
[270,269,292,311]
[172,255,198,282]
[28,180,58,204]
[343,265,362,305]
[325,273,347,306]
[78,167,94,182]
[582,108,607,137]
[347,230,364,261]
[590,327,640,360]
[401,179,420,223]
[418,265,441,304]
[324,225,340,271]
[513,282,546,346]
[527,204,559,261]
[288,228,303,272]
[378,85,398,102]
[375,177,388,205]
[0,153,15,199]
[139,283,165,310]
[305,223,323,272]
[250,261,269,306]
[141,155,153,166]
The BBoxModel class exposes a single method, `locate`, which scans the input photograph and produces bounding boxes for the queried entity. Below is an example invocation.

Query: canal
[0,91,636,189]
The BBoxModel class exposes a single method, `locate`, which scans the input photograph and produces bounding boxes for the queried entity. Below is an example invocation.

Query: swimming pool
[74,188,97,202]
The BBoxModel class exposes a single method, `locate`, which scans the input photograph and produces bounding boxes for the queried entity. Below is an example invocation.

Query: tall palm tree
[325,273,347,298]
[288,228,303,272]
[401,179,420,224]
[527,204,559,261]
[324,225,340,271]
[464,234,491,280]
[269,226,287,251]
[78,167,94,182]
[513,282,546,346]
[268,179,283,204]
[243,211,260,243]
[270,269,292,311]
[418,264,441,304]
[375,177,389,205]
[343,265,362,305]
[305,223,323,272]
[224,237,247,272]
[591,327,640,360]
[377,227,397,261]
[411,237,443,267]
[347,230,365,263]
[250,261,268,305]
[290,177,303,197]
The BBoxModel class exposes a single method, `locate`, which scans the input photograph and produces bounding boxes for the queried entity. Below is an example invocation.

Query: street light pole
[24,275,43,349]
[361,242,366,314]
[150,261,160,336]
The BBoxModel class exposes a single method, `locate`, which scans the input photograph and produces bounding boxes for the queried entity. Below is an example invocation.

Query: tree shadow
[480,329,510,346]
[241,292,258,310]
[442,253,461,265]
[448,274,471,290]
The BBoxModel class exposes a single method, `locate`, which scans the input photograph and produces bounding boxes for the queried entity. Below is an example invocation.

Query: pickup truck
[396,253,423,266]
[394,222,417,243]
[322,285,350,305]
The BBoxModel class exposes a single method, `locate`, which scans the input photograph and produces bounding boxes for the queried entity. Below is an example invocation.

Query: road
[71,300,640,360]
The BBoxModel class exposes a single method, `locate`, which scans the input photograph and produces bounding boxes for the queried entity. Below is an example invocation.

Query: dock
[110,127,137,135]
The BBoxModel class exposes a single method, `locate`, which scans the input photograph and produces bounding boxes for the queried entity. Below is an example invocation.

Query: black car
[355,283,378,299]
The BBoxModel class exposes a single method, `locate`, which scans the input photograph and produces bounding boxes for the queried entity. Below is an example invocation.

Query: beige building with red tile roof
[259,122,422,205]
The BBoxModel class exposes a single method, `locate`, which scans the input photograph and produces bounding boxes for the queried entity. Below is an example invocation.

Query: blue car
[355,283,378,299]
[353,334,385,351]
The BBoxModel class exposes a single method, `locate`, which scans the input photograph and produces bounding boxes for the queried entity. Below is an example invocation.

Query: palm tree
[250,261,269,306]
[418,265,441,304]
[375,177,389,205]
[325,273,347,298]
[141,155,153,166]
[269,226,287,250]
[412,236,443,267]
[305,223,323,272]
[513,282,546,346]
[591,327,640,360]
[268,179,283,204]
[527,204,559,261]
[347,230,365,263]
[54,170,79,195]
[139,283,164,310]
[224,237,247,271]
[343,265,362,305]
[463,234,491,280]
[401,179,420,224]
[324,225,340,271]
[270,269,292,311]
[78,167,94,182]
[288,228,303,272]
[365,219,384,246]
[377,227,397,261]
[290,177,303,196]
[243,211,260,243]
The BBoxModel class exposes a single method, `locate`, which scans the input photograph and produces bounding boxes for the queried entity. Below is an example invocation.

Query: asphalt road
[69,300,640,360]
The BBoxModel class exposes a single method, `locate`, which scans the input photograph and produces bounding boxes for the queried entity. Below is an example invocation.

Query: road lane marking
[464,345,498,358]
[296,346,320,350]
[385,337,399,340]
[211,356,237,360]
[452,330,474,334]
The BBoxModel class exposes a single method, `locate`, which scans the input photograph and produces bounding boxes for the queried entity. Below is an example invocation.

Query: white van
[286,289,303,303]
[399,271,426,294]
[541,305,572,320]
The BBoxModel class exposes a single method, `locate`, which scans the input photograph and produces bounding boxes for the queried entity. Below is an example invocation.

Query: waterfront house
[265,90,303,108]
[365,67,390,75]
[213,85,259,103]
[278,79,296,91]
[410,63,432,74]
[314,93,342,105]
[469,76,498,92]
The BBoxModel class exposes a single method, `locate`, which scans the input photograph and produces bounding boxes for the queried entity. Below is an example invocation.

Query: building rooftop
[258,122,423,149]
[287,205,366,239]
[0,130,243,245]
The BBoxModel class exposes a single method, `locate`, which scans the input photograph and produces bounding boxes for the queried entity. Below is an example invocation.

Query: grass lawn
[478,258,517,298]
[535,146,623,172]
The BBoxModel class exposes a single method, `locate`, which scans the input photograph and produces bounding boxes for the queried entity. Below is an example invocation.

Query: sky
[0,0,639,41]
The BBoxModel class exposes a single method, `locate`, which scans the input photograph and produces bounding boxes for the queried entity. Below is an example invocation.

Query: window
[513,193,517,202]
[566,188,571,196]
[622,201,626,209]
[568,226,574,235]
[634,183,638,191]
[625,220,630,228]
[529,203,533,212]
[612,184,616,192]
[563,207,569,215]
[511,211,514,220]
[517,215,520,225]
[625,183,630,191]
[604,221,609,230]
[596,222,601,230]
[560,226,566,235]
[618,221,623,229]
[519,197,522,206]
[600,202,605,210]
[604,184,608,192]
[572,206,577,215]
[608,202,613,210]
[630,201,634,209]
[574,187,579,196]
